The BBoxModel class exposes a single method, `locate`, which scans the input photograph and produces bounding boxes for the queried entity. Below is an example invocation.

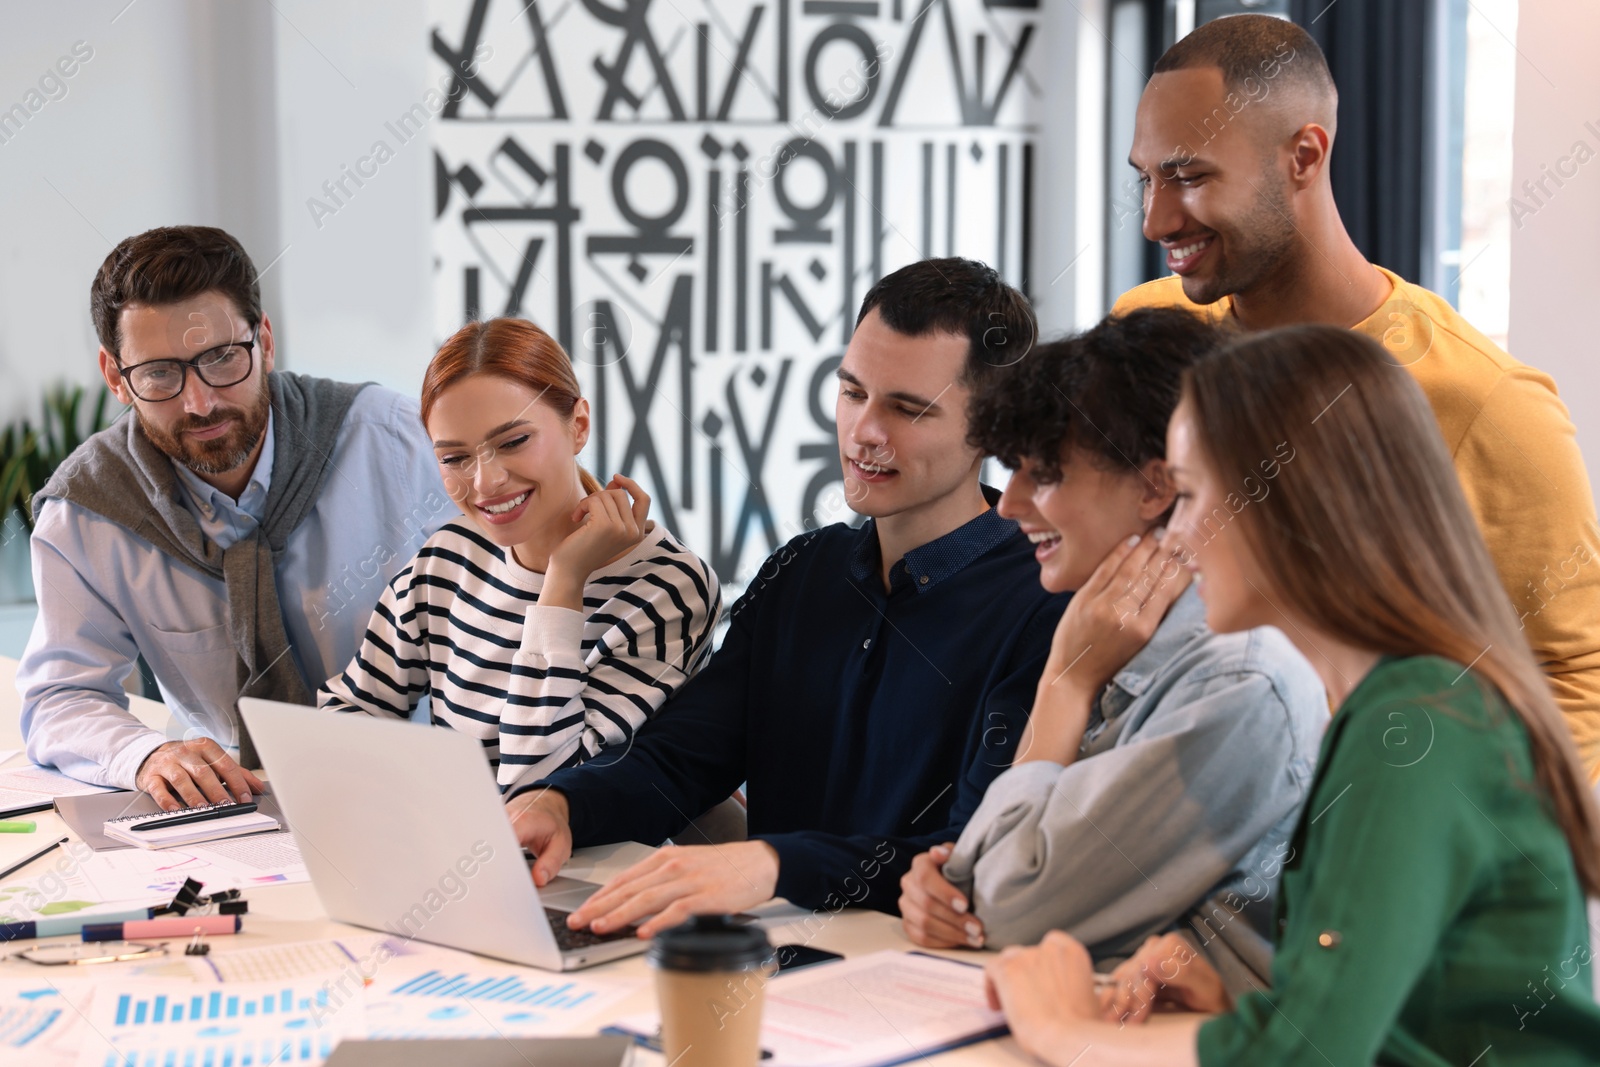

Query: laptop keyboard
[545,907,639,950]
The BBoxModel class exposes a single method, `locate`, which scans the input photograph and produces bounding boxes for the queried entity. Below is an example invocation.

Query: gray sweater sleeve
[942,661,1318,957]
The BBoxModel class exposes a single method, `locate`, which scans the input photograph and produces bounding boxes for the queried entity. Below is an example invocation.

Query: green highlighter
[0,821,37,833]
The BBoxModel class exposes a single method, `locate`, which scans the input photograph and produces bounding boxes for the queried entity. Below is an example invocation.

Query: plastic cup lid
[648,915,774,972]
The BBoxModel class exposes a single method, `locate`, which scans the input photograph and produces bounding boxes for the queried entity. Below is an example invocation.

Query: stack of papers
[0,765,112,818]
[80,835,309,898]
[0,978,94,1067]
[0,938,646,1066]
[608,950,1007,1067]
[363,957,640,1040]
[85,976,367,1066]
[0,834,312,927]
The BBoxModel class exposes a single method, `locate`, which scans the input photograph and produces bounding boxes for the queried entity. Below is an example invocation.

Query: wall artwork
[430,0,1042,589]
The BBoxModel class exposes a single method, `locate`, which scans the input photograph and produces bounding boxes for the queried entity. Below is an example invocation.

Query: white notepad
[102,808,280,850]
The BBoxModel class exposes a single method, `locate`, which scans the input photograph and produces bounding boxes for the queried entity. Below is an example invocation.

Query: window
[1446,0,1517,347]
[1098,0,1514,336]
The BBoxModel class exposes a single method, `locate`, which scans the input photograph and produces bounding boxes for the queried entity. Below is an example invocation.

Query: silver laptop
[239,698,649,971]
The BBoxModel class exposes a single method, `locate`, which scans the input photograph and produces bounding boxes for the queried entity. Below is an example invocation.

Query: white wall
[0,1,215,424]
[1508,0,1600,492]
[0,0,439,430]
[268,0,434,395]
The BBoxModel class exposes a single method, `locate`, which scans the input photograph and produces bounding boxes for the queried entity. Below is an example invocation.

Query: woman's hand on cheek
[1018,531,1191,766]
[1044,530,1190,697]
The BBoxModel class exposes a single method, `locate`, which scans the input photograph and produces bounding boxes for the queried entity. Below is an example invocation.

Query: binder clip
[184,931,210,957]
[154,878,207,917]
[195,888,245,916]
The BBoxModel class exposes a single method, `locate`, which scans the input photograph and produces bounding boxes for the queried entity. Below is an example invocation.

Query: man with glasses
[17,225,448,806]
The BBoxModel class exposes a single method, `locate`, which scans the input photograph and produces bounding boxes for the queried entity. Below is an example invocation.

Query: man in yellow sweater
[1116,15,1600,776]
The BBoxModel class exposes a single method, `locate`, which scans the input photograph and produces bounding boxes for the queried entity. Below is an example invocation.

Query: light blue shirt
[173,412,276,550]
[17,385,452,788]
[944,584,1328,964]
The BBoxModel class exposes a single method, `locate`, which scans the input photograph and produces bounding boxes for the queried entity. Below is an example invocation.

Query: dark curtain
[1289,0,1431,281]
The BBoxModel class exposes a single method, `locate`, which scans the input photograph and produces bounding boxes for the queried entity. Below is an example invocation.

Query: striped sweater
[318,519,721,792]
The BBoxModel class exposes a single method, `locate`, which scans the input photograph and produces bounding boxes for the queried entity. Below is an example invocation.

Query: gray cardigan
[943,585,1327,972]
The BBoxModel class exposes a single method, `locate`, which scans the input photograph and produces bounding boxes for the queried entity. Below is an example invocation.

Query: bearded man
[18,225,448,806]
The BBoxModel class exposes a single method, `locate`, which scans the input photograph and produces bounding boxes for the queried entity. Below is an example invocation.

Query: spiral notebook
[101,804,280,850]
[56,790,287,852]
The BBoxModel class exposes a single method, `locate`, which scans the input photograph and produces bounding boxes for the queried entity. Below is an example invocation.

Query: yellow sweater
[1115,270,1600,778]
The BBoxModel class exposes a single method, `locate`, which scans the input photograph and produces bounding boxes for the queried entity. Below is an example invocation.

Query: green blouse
[1199,656,1600,1065]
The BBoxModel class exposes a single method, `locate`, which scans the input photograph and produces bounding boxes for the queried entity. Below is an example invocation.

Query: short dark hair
[855,257,1036,392]
[1154,14,1335,102]
[968,307,1227,483]
[90,225,262,355]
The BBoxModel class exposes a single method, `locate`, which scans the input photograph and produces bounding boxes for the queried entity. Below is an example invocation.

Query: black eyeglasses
[113,328,259,402]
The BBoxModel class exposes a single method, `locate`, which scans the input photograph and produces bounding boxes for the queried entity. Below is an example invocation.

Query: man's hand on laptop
[566,842,779,939]
[506,788,574,886]
[136,738,264,810]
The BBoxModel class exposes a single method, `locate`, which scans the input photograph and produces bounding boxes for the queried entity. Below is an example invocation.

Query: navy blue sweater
[527,490,1069,914]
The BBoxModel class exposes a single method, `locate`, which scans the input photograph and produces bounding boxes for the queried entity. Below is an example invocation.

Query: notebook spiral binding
[104,801,255,826]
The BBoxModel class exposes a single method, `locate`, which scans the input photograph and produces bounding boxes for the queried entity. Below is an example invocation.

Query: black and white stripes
[318,519,721,792]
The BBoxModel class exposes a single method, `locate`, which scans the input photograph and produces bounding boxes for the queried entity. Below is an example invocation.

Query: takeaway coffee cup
[649,915,776,1067]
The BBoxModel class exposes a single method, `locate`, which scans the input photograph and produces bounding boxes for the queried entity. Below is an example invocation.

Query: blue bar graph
[100,1034,337,1067]
[389,969,596,1011]
[109,988,325,1028]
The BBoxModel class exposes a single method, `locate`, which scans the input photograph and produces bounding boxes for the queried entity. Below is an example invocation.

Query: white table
[0,655,1038,1064]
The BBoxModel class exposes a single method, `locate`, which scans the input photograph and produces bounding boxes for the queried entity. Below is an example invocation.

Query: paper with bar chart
[363,962,640,1039]
[0,979,95,1067]
[0,861,173,927]
[79,978,365,1067]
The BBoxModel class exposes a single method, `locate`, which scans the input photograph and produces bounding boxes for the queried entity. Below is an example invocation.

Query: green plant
[0,383,116,532]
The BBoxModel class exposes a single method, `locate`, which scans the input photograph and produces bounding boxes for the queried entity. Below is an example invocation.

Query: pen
[0,802,53,819]
[0,821,36,833]
[0,836,67,882]
[0,907,156,942]
[83,915,241,942]
[126,801,259,832]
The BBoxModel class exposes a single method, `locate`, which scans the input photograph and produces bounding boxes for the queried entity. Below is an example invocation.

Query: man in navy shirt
[507,258,1070,930]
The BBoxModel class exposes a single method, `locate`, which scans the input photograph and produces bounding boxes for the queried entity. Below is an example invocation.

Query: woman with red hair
[320,318,720,795]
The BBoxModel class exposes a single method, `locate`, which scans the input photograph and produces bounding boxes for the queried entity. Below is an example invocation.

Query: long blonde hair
[1185,324,1600,895]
